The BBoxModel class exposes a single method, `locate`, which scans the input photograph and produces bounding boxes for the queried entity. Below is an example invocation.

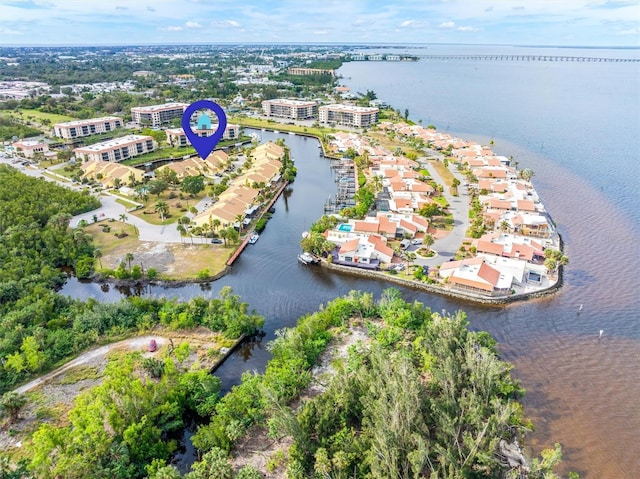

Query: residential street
[411,155,471,268]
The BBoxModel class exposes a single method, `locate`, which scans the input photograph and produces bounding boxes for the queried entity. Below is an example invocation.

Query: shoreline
[78,124,564,306]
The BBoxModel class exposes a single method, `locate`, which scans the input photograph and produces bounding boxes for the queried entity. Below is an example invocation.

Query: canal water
[62,45,640,477]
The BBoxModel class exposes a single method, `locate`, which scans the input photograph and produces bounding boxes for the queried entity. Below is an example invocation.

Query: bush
[147,268,158,280]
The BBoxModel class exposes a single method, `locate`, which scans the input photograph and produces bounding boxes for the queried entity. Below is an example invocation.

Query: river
[62,44,640,478]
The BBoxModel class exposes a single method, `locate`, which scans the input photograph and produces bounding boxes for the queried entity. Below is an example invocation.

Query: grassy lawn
[86,222,140,257]
[430,158,456,187]
[82,221,233,280]
[41,171,70,183]
[115,198,140,209]
[127,188,207,225]
[430,214,455,231]
[232,116,340,137]
[10,109,76,124]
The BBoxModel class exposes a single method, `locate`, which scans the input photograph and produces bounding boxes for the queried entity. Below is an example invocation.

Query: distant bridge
[418,55,639,63]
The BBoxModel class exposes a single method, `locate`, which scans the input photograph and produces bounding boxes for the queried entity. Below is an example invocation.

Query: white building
[53,116,124,140]
[73,135,155,163]
[319,104,379,128]
[165,124,240,147]
[130,102,189,127]
[12,140,49,158]
[262,99,318,120]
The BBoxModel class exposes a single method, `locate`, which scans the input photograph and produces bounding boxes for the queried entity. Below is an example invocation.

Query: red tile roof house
[438,257,512,296]
[335,235,394,269]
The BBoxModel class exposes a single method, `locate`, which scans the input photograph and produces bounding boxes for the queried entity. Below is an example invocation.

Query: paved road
[411,155,471,269]
[70,194,182,243]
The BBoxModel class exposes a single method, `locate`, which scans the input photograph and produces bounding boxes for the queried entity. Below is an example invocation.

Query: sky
[0,0,638,47]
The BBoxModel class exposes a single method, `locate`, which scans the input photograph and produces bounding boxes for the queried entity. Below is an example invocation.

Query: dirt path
[14,335,169,395]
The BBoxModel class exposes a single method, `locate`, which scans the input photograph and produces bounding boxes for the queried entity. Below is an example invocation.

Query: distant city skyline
[1,0,638,47]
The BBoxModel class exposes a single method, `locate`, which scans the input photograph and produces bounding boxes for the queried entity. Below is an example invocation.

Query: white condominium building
[73,135,155,162]
[319,104,379,128]
[53,116,124,140]
[130,102,189,127]
[166,123,240,147]
[262,99,318,120]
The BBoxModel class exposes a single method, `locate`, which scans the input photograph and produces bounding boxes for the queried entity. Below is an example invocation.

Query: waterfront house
[439,257,512,296]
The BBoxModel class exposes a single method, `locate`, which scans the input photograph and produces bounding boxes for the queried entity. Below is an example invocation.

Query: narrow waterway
[62,127,640,477]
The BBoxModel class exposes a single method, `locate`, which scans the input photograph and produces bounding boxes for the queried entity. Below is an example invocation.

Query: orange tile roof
[517,199,536,212]
[339,238,359,254]
[354,221,379,233]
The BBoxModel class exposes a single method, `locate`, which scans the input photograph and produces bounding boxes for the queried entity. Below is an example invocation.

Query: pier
[418,54,639,63]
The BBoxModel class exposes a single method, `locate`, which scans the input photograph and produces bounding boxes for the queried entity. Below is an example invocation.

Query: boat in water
[298,252,320,265]
[248,233,260,244]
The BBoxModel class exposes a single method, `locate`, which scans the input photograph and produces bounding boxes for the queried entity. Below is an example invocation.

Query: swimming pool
[338,223,352,232]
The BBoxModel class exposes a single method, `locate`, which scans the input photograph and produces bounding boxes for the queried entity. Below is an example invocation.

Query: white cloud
[185,21,202,29]
[166,25,183,32]
[439,21,456,29]
[225,20,241,27]
[313,30,329,35]
[457,26,477,32]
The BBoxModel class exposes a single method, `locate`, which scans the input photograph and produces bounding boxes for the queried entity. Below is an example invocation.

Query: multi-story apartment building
[73,135,155,162]
[53,116,124,140]
[166,123,241,147]
[130,102,189,127]
[262,99,318,120]
[319,104,379,128]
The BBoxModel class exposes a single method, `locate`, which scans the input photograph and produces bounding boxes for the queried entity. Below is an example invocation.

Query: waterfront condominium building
[53,116,124,140]
[261,99,318,120]
[166,123,241,147]
[73,135,155,162]
[130,102,189,127]
[319,104,379,128]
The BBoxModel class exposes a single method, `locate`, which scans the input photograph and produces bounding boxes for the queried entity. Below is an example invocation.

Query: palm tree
[219,227,229,247]
[177,224,186,243]
[235,214,244,232]
[423,234,435,253]
[125,252,134,271]
[154,201,169,221]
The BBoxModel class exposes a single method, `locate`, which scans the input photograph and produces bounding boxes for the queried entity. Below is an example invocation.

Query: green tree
[154,201,169,221]
[185,447,232,479]
[180,175,205,198]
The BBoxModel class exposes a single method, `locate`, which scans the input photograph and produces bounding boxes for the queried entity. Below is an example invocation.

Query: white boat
[298,252,319,265]
[248,233,259,244]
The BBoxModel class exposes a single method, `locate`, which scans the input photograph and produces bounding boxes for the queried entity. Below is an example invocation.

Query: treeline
[0,116,41,141]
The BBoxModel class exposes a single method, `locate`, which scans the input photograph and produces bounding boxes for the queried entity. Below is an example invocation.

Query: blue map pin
[181,100,227,160]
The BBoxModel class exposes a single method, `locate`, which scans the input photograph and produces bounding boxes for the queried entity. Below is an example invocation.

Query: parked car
[148,339,157,352]
[412,238,423,245]
[211,238,223,244]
